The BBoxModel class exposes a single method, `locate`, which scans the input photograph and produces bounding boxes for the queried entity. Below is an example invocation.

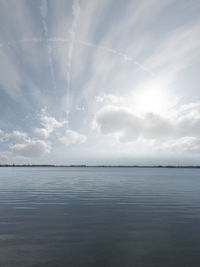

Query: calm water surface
[0,167,200,266]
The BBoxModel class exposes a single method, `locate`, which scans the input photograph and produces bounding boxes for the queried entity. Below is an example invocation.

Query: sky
[0,0,200,165]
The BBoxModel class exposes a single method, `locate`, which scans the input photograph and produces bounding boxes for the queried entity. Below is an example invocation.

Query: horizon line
[1,164,200,169]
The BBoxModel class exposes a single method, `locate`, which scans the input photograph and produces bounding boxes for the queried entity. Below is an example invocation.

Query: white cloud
[59,130,87,146]
[41,114,66,131]
[34,128,49,139]
[35,110,67,139]
[4,130,28,143]
[95,103,200,147]
[10,139,51,158]
[162,137,200,154]
[95,105,142,137]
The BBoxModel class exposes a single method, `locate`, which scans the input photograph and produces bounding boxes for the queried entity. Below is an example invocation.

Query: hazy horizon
[0,0,200,165]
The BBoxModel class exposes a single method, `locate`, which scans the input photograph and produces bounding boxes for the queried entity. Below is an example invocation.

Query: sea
[0,167,200,266]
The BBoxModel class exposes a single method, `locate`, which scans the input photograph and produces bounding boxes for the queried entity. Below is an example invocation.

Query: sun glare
[128,80,176,115]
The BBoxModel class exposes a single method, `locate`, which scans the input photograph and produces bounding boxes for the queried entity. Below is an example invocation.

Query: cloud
[95,106,142,137]
[75,0,200,121]
[0,0,199,162]
[41,114,67,131]
[35,110,67,139]
[10,139,51,157]
[95,103,200,144]
[0,0,41,102]
[3,130,28,143]
[34,128,49,139]
[78,39,156,78]
[40,0,58,102]
[0,151,10,163]
[75,105,85,111]
[59,130,86,146]
[40,0,48,18]
[77,0,173,103]
[29,83,53,108]
[65,0,81,112]
[162,137,200,154]
[95,94,123,104]
[0,49,23,101]
[144,22,200,76]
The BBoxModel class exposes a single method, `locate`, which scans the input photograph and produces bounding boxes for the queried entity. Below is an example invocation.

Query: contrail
[66,0,81,117]
[48,37,69,43]
[0,37,43,48]
[0,37,69,49]
[40,0,58,102]
[78,39,157,78]
[0,35,156,79]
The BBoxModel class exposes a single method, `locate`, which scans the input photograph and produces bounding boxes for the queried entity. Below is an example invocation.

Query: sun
[128,80,177,115]
[136,86,166,112]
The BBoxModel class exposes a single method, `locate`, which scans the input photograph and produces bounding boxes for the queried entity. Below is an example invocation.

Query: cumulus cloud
[35,110,67,139]
[34,128,49,139]
[41,114,67,131]
[59,130,86,146]
[95,105,172,141]
[10,140,51,157]
[95,104,200,151]
[3,130,28,143]
[0,125,51,158]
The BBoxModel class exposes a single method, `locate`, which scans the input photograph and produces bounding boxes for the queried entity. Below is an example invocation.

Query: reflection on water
[0,167,200,266]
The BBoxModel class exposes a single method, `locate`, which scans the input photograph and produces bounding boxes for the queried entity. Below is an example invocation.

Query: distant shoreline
[0,164,200,169]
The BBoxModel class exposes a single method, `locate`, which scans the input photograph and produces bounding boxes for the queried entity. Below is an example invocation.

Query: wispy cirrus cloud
[0,48,23,100]
[144,22,200,76]
[64,0,81,114]
[40,0,58,102]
